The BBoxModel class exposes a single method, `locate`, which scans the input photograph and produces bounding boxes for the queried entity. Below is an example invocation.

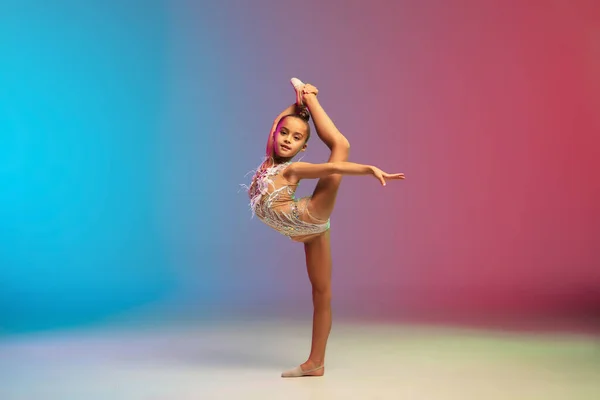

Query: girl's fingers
[302,84,318,95]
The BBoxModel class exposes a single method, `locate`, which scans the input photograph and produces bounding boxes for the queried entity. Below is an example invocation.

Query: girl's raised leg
[303,93,350,220]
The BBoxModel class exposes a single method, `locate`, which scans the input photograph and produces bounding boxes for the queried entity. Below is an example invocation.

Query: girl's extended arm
[266,103,297,158]
[285,162,405,186]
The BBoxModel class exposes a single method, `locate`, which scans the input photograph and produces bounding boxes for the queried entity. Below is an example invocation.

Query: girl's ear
[301,143,308,152]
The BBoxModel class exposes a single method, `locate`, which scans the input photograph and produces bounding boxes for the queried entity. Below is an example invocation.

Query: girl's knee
[335,139,350,158]
[328,138,349,156]
[335,136,350,149]
[312,286,332,302]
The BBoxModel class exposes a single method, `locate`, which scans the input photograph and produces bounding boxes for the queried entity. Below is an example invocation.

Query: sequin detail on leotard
[244,160,330,239]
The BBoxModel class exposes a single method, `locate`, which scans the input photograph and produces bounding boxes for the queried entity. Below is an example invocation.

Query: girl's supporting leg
[300,229,332,375]
[299,92,349,374]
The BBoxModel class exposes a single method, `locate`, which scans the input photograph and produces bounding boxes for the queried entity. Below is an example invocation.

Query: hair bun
[295,105,311,122]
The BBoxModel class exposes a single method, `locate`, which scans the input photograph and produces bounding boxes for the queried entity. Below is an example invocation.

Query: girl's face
[274,117,308,158]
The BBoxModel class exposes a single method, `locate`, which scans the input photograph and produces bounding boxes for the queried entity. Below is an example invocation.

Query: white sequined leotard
[246,161,330,242]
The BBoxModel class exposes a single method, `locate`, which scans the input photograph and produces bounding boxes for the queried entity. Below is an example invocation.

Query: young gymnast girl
[246,78,405,377]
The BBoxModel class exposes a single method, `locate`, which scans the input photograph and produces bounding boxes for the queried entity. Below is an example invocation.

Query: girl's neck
[269,155,293,166]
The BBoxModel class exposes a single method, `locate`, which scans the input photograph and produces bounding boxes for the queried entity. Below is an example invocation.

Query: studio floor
[1,319,598,400]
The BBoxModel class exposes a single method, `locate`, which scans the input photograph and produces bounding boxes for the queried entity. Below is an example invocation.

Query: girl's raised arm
[284,161,405,186]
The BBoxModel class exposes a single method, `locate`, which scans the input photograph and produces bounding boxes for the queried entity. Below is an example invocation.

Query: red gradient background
[215,1,600,329]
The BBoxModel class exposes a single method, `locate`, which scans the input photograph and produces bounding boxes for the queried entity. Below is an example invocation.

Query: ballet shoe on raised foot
[281,364,324,378]
[290,77,305,89]
[290,77,305,106]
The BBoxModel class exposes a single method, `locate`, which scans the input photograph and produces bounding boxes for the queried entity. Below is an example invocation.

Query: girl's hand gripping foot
[290,78,318,106]
[302,83,318,96]
[301,83,319,104]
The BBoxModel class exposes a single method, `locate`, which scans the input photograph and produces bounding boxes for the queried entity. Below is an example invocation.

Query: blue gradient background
[2,1,599,334]
[1,1,173,331]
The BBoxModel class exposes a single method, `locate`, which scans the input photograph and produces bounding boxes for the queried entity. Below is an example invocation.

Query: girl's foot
[281,360,325,378]
[291,77,305,89]
[290,77,305,107]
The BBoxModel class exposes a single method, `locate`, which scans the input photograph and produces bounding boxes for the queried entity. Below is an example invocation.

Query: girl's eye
[294,136,301,141]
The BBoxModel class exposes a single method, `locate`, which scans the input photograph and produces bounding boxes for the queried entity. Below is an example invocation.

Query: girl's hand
[371,166,405,186]
[302,84,319,96]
